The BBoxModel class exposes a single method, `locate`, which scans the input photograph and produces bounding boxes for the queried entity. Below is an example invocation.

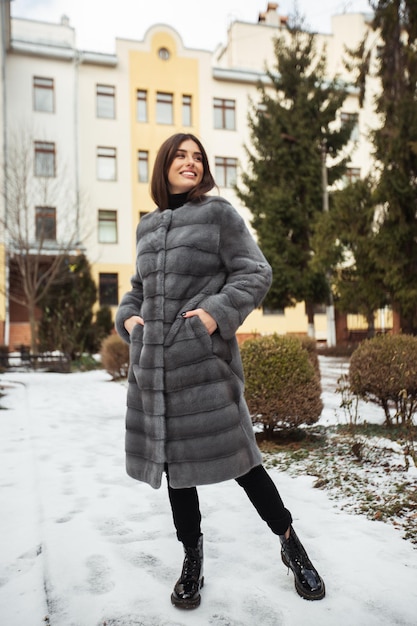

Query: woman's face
[167,139,204,194]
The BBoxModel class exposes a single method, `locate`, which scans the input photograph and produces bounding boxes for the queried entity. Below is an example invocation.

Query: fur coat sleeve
[198,200,272,339]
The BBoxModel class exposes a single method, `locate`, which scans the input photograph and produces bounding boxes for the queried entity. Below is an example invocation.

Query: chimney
[258,3,281,27]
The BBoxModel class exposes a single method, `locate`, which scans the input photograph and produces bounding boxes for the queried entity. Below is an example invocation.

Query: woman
[115,133,325,608]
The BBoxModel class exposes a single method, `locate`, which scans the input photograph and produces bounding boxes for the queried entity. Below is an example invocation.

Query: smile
[180,171,196,178]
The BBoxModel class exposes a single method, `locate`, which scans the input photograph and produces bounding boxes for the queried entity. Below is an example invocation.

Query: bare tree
[1,127,82,352]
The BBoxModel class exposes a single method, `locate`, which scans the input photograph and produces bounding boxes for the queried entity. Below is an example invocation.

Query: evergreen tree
[38,254,97,360]
[314,178,387,335]
[237,21,352,332]
[355,1,417,332]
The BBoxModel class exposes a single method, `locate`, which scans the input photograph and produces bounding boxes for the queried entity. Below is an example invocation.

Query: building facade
[0,1,382,350]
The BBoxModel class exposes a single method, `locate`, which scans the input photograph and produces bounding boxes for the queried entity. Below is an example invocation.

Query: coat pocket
[190,316,233,363]
[211,330,232,363]
[128,323,144,382]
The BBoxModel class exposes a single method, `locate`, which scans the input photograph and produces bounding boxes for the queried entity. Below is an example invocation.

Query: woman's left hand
[181,308,218,335]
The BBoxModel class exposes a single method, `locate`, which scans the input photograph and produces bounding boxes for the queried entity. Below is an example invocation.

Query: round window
[158,47,170,60]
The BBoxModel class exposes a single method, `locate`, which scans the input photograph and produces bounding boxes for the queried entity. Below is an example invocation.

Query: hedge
[241,334,323,437]
[349,333,417,425]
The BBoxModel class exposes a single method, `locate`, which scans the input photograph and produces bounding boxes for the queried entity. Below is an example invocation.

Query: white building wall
[7,18,79,243]
[77,54,132,266]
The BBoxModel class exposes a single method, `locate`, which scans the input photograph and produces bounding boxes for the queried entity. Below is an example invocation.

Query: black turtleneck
[168,192,189,209]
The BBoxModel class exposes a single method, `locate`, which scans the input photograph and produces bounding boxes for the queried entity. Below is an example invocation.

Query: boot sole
[281,552,326,601]
[171,576,204,609]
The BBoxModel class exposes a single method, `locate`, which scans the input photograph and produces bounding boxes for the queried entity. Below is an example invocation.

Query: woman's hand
[181,308,218,335]
[124,315,144,335]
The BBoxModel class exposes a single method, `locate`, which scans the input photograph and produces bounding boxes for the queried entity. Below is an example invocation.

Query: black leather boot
[280,526,325,600]
[171,534,204,609]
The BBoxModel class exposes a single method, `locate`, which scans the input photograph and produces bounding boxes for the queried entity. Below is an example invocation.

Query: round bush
[349,333,417,424]
[100,334,129,380]
[241,334,323,436]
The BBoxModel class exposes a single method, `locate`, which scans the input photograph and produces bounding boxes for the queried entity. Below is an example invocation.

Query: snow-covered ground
[0,359,416,626]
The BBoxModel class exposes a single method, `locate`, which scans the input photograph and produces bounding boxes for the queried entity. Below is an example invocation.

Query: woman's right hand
[124,315,144,335]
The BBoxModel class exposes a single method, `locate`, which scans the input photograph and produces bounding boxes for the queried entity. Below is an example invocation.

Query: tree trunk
[28,300,38,354]
[366,311,375,338]
[398,312,417,336]
[306,301,316,339]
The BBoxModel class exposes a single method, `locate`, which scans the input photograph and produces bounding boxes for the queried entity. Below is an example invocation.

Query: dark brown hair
[150,133,216,209]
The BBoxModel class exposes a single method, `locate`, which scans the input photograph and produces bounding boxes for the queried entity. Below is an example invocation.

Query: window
[215,157,237,188]
[34,141,55,177]
[312,303,327,315]
[213,98,236,130]
[343,167,361,185]
[99,273,118,306]
[156,92,173,124]
[263,306,285,315]
[97,147,117,181]
[341,111,359,142]
[137,150,149,183]
[33,76,54,113]
[35,206,56,241]
[98,210,117,243]
[96,84,115,119]
[136,90,148,122]
[158,47,170,60]
[182,94,192,126]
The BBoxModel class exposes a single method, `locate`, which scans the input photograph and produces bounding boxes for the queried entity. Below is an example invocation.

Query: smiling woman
[115,132,325,609]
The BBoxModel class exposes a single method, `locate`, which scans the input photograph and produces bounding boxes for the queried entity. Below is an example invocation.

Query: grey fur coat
[115,196,272,489]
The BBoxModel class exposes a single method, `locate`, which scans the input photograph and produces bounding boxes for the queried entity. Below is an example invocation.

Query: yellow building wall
[129,32,200,217]
[347,308,393,332]
[114,31,203,311]
[239,301,327,339]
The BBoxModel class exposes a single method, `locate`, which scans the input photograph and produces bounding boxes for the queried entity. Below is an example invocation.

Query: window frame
[98,209,118,243]
[33,76,54,113]
[96,84,116,119]
[96,146,117,181]
[343,167,361,185]
[35,206,56,241]
[214,156,238,188]
[156,91,174,125]
[341,111,360,142]
[136,89,148,123]
[34,141,56,177]
[137,150,149,183]
[213,98,236,130]
[182,94,192,127]
[99,272,119,306]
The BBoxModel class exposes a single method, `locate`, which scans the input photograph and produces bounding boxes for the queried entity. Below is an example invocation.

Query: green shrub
[71,354,100,372]
[241,334,323,437]
[300,335,320,374]
[349,334,417,425]
[91,306,114,351]
[100,334,129,380]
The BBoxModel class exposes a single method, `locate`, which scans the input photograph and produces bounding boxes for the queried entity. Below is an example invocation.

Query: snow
[1,359,416,626]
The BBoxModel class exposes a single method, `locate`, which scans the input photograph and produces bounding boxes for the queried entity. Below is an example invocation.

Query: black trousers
[167,465,292,548]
